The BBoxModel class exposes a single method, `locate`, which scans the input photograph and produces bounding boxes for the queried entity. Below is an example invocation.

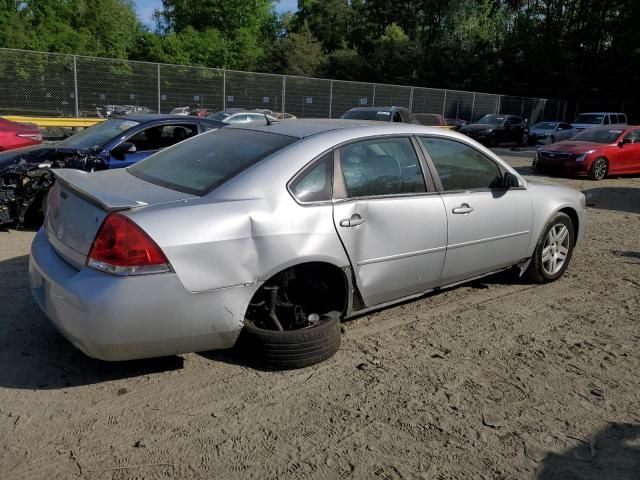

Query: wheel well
[246,262,349,326]
[559,207,579,242]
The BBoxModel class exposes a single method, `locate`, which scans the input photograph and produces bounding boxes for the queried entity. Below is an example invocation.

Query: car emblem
[53,207,61,219]
[549,153,555,157]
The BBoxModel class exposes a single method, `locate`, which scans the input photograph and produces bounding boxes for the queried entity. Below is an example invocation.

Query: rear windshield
[128,129,297,195]
[573,128,623,144]
[574,114,604,124]
[342,110,392,121]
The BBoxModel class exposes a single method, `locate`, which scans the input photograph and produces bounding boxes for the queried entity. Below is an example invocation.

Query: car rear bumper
[29,228,258,361]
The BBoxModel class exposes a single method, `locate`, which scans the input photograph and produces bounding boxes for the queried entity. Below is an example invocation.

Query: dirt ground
[1,150,639,480]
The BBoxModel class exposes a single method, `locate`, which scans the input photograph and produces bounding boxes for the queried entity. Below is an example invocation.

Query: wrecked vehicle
[0,114,226,226]
[29,120,585,369]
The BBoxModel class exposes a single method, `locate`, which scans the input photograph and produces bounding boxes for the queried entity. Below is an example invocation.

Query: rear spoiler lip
[53,168,147,212]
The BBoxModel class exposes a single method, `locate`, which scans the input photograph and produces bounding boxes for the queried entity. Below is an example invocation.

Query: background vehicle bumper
[29,228,259,361]
[534,158,590,176]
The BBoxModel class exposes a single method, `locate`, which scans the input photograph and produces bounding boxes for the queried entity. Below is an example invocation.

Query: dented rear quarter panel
[125,134,356,293]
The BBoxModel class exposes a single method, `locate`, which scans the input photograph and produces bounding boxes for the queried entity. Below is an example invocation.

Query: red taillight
[87,213,170,275]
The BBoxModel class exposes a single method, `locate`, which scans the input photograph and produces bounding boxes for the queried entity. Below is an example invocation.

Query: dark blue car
[0,114,226,225]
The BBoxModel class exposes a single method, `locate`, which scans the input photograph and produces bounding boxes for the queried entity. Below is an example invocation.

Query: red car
[533,125,640,180]
[0,118,42,151]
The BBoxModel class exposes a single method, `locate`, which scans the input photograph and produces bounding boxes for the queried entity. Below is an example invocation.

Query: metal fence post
[409,87,414,112]
[73,55,78,117]
[372,84,376,107]
[157,63,161,113]
[521,97,525,117]
[222,69,226,111]
[329,80,333,118]
[442,89,447,116]
[470,92,476,122]
[496,95,501,114]
[282,76,286,114]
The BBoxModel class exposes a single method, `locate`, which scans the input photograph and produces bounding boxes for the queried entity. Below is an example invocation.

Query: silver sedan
[30,120,586,368]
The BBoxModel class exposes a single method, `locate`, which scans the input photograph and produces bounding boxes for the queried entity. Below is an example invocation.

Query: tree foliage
[0,0,638,114]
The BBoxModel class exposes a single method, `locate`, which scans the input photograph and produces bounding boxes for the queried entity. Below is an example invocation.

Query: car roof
[345,106,405,112]
[123,114,219,123]
[226,118,452,139]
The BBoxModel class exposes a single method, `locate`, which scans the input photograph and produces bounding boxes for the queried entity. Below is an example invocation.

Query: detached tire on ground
[239,316,341,369]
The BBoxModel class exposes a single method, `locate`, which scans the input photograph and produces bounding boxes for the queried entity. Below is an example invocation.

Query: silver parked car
[30,120,586,368]
[529,121,576,144]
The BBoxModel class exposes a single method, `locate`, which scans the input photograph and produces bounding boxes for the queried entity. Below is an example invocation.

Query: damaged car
[0,114,226,226]
[30,120,585,369]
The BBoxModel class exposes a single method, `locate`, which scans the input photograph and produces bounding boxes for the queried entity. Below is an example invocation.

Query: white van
[572,112,627,131]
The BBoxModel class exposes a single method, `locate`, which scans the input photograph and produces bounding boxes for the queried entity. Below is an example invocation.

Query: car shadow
[583,187,640,214]
[0,254,184,390]
[537,423,640,479]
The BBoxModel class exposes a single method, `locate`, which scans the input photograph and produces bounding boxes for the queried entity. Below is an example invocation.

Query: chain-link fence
[0,48,568,124]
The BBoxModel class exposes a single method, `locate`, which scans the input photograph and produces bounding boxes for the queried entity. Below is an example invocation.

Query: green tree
[262,22,326,76]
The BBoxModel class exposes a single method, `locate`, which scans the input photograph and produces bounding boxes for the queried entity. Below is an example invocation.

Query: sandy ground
[1,151,639,480]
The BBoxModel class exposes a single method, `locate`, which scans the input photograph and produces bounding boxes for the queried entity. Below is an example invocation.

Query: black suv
[459,114,529,147]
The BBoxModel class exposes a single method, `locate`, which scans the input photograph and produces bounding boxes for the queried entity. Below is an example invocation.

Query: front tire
[239,316,341,369]
[525,212,575,283]
[589,157,608,180]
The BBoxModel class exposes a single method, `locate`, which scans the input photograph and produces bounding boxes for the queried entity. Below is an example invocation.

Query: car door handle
[339,213,366,227]
[452,203,474,215]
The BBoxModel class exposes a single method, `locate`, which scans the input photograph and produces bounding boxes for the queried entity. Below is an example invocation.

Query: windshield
[341,110,392,121]
[57,119,140,150]
[574,114,604,125]
[128,129,297,195]
[572,128,623,144]
[533,122,557,130]
[170,107,188,114]
[477,115,505,125]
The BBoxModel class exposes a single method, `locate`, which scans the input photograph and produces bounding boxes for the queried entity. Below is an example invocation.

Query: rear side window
[420,137,503,191]
[339,137,426,198]
[129,129,297,195]
[290,153,333,203]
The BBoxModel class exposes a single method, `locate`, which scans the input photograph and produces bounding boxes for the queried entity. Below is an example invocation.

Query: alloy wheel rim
[594,159,606,179]
[542,223,570,275]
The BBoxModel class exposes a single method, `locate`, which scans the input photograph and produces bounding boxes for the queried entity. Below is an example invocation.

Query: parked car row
[5,100,636,370]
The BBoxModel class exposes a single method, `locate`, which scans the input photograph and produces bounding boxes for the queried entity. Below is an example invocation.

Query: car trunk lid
[46,168,194,269]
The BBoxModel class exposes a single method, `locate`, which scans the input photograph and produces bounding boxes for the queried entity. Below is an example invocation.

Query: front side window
[129,129,297,195]
[419,137,503,191]
[339,137,426,198]
[290,152,333,203]
[624,130,640,143]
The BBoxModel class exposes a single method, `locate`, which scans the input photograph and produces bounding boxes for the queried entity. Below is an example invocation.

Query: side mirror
[503,172,520,188]
[111,142,136,160]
